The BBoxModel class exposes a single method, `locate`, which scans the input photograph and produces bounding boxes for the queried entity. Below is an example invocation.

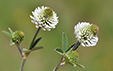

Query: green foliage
[62,32,68,53]
[2,31,12,38]
[23,48,31,52]
[8,28,13,35]
[3,28,24,45]
[74,63,85,69]
[65,50,85,69]
[10,40,15,45]
[31,46,43,51]
[66,43,76,53]
[54,48,64,55]
[66,51,79,63]
[54,32,84,69]
[29,37,42,50]
[2,28,15,45]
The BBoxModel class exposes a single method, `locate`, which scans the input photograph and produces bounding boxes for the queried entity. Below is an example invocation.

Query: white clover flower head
[30,6,58,31]
[74,22,99,47]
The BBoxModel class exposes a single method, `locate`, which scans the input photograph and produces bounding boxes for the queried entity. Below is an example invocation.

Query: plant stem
[73,41,81,51]
[53,56,65,71]
[18,46,23,55]
[15,42,23,57]
[19,27,41,71]
[20,58,27,71]
[30,27,41,46]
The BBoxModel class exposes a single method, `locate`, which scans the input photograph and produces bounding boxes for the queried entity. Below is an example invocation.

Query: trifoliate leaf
[62,32,68,53]
[2,31,12,38]
[29,37,42,50]
[54,48,64,55]
[8,28,13,35]
[31,46,43,51]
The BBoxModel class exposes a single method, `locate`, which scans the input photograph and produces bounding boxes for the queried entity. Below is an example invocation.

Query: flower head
[74,22,99,47]
[30,6,58,31]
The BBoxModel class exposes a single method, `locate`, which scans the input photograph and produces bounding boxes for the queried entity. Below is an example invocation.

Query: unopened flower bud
[12,31,24,44]
[65,51,79,63]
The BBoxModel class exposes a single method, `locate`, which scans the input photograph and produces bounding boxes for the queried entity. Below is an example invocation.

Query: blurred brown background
[0,0,113,71]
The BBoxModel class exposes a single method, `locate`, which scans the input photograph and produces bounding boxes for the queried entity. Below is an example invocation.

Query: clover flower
[74,22,99,47]
[30,6,58,31]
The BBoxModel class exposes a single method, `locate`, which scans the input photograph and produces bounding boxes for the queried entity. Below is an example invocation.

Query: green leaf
[23,48,31,52]
[69,62,85,69]
[31,46,43,51]
[74,63,85,69]
[66,43,76,53]
[62,32,68,53]
[69,62,77,67]
[72,41,81,51]
[8,28,13,35]
[54,48,64,55]
[10,40,15,45]
[2,31,12,38]
[29,37,42,50]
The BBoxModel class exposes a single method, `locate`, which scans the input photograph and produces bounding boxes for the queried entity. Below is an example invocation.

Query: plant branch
[20,58,27,71]
[15,42,23,57]
[18,46,23,55]
[19,27,41,71]
[53,55,65,71]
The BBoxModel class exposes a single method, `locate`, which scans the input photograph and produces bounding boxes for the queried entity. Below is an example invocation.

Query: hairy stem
[20,58,27,71]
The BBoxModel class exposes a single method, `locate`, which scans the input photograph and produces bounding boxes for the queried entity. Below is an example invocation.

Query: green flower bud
[65,51,79,64]
[12,31,24,44]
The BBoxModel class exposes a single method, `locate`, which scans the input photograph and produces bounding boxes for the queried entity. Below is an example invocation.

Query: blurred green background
[0,0,113,71]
